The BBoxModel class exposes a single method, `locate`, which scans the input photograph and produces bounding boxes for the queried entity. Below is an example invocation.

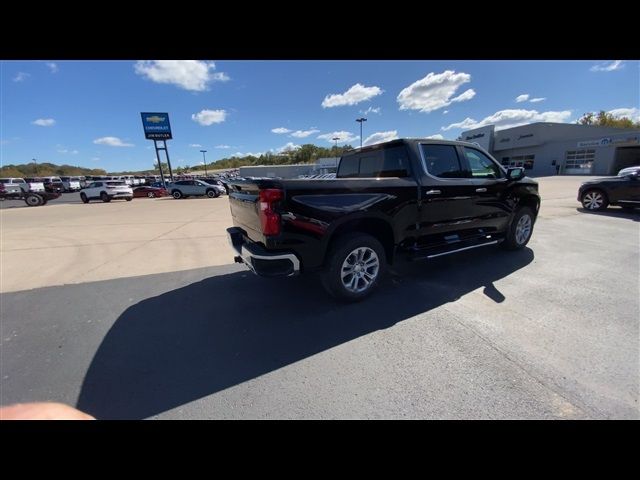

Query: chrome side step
[426,240,499,259]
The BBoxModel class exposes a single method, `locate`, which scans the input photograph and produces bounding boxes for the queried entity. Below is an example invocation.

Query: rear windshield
[106,181,127,186]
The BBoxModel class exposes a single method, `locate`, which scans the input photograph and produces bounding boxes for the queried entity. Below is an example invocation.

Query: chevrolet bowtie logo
[146,115,165,123]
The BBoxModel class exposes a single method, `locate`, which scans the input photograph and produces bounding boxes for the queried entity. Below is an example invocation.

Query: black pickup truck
[227,138,540,301]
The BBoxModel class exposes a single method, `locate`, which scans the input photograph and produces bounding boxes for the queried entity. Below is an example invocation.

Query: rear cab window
[337,145,411,178]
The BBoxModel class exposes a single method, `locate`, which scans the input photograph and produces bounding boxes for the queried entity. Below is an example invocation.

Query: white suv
[80,180,133,203]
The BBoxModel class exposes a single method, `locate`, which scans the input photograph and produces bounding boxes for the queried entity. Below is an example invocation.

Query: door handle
[475,188,487,193]
[425,189,441,195]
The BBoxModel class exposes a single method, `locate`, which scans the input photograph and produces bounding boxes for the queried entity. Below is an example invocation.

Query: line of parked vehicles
[0,168,319,207]
[0,173,237,206]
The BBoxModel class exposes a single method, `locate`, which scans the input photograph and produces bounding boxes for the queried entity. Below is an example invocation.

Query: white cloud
[134,60,229,91]
[56,145,79,154]
[443,110,449,114]
[515,94,530,103]
[93,136,134,147]
[442,109,573,131]
[397,71,475,113]
[363,130,399,146]
[360,106,381,115]
[32,118,56,127]
[317,131,359,144]
[46,62,58,73]
[529,97,546,103]
[233,151,263,157]
[191,109,227,126]
[189,143,203,147]
[322,83,383,108]
[290,129,320,138]
[276,142,301,153]
[13,72,30,82]
[590,60,624,72]
[426,134,444,140]
[608,107,640,122]
[452,89,476,102]
[271,127,291,134]
[216,145,232,149]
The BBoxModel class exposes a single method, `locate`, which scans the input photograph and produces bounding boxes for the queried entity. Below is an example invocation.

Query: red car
[132,186,168,198]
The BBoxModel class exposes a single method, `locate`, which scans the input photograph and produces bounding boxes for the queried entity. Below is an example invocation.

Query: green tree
[577,111,640,129]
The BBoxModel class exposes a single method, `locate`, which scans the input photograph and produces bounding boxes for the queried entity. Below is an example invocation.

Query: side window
[420,144,465,178]
[463,147,503,179]
[95,182,102,187]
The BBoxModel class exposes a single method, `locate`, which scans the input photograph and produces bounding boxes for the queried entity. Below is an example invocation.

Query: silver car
[168,180,222,199]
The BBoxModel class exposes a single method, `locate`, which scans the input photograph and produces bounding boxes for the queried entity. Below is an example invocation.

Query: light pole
[200,150,208,176]
[356,117,367,148]
[332,136,340,156]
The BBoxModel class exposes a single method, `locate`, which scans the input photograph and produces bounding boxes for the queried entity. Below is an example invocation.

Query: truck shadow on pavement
[77,247,534,419]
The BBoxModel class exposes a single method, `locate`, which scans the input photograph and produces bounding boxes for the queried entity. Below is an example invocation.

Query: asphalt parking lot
[1,177,638,419]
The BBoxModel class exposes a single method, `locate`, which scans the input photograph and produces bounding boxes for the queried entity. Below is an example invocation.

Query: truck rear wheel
[321,232,386,302]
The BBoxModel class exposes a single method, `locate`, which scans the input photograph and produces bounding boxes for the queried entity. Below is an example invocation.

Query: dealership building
[458,123,640,176]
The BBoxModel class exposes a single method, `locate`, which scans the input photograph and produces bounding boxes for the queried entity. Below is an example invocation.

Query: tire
[24,194,43,207]
[321,232,386,302]
[80,193,89,204]
[125,197,132,202]
[100,192,111,203]
[581,189,608,211]
[502,207,535,251]
[172,190,182,199]
[147,191,155,198]
[206,189,219,198]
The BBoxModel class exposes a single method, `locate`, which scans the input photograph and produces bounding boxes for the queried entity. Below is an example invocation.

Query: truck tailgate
[228,179,281,241]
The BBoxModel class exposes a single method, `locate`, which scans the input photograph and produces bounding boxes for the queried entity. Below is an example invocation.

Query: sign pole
[163,140,174,182]
[141,112,174,186]
[154,140,167,187]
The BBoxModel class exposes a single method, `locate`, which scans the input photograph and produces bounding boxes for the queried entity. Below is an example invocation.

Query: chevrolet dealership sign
[141,112,172,140]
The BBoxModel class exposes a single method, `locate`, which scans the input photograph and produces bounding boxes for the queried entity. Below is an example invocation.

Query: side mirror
[629,171,639,180]
[507,167,525,181]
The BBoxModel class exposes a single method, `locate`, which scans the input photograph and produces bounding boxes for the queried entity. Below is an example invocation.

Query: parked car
[578,170,640,211]
[202,178,229,194]
[25,176,63,193]
[617,166,640,177]
[80,180,133,203]
[0,177,29,194]
[2,177,45,192]
[227,138,540,301]
[60,176,83,192]
[168,179,223,199]
[133,186,168,198]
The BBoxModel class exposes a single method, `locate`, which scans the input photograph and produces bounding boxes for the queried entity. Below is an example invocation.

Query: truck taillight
[259,189,283,236]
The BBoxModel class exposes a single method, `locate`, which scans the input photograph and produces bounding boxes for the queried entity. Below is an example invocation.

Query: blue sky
[2,60,638,172]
